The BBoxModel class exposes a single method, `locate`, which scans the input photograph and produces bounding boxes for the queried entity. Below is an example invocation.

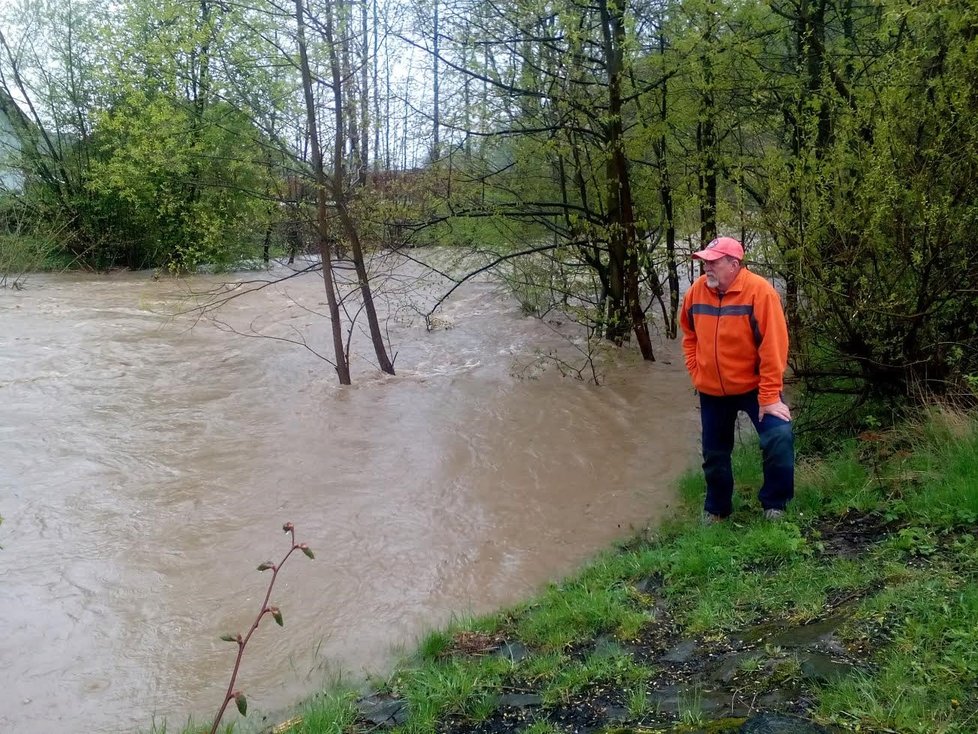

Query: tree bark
[697,11,718,247]
[360,0,369,184]
[323,0,396,375]
[431,0,440,163]
[294,0,351,385]
[599,0,654,360]
[656,32,679,339]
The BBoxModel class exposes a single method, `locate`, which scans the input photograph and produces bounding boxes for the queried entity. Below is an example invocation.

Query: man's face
[703,255,740,291]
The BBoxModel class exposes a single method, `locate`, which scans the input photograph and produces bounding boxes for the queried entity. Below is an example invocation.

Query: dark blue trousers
[699,390,794,517]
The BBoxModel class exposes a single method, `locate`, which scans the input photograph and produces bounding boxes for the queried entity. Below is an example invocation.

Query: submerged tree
[411,0,674,361]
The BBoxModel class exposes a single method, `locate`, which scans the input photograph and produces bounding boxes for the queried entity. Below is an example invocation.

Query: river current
[0,253,698,733]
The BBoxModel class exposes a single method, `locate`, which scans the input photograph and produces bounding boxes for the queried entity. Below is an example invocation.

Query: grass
[677,684,706,727]
[387,654,513,728]
[180,408,978,734]
[817,564,978,732]
[290,692,359,734]
[514,577,650,649]
[625,683,650,717]
[521,723,561,734]
[537,644,647,705]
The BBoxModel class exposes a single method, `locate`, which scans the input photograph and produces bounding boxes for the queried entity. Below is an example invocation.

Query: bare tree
[294,0,351,384]
[318,0,396,374]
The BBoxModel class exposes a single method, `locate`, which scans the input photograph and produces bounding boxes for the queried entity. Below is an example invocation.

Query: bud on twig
[209,522,310,734]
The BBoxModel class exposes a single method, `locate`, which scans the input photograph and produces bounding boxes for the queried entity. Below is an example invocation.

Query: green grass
[537,644,648,705]
[416,629,452,661]
[819,573,978,732]
[382,653,513,733]
[288,691,359,733]
[884,411,978,528]
[626,682,651,717]
[514,576,650,649]
[677,684,707,727]
[521,722,561,734]
[179,410,978,734]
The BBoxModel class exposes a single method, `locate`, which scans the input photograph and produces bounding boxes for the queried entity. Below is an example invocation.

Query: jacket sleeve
[679,288,698,381]
[755,285,789,406]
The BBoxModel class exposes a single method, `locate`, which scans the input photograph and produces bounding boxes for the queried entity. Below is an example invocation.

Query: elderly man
[679,236,794,523]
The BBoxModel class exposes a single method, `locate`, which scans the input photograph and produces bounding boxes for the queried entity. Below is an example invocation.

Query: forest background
[0,0,976,419]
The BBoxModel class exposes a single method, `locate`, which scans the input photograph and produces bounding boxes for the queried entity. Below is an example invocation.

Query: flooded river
[0,254,698,733]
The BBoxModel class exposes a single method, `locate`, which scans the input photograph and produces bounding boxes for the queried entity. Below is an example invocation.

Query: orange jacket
[679,267,789,405]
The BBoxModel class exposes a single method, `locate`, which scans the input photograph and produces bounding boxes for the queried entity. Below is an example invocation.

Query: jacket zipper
[715,292,726,395]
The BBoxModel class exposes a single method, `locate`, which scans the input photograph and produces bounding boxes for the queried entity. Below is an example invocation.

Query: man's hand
[759,400,791,422]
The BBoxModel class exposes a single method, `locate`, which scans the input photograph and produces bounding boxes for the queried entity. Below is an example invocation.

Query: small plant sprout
[209,522,315,734]
[627,683,649,717]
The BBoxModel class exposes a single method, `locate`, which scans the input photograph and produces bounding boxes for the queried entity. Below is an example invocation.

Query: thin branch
[424,241,567,323]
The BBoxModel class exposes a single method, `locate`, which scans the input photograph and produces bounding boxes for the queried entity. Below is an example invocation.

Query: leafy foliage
[86,94,274,271]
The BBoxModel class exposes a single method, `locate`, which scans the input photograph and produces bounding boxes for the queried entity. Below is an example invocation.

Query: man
[679,236,794,523]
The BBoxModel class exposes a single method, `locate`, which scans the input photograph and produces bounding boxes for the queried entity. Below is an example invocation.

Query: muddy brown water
[0,255,698,733]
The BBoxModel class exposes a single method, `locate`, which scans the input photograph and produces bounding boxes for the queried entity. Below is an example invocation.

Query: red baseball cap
[692,236,745,261]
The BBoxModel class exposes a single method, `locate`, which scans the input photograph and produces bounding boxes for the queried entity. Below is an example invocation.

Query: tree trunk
[373,0,384,174]
[294,0,351,385]
[431,0,440,163]
[184,0,221,245]
[463,30,471,157]
[599,0,653,360]
[656,32,679,339]
[359,0,369,185]
[696,4,718,246]
[324,0,396,375]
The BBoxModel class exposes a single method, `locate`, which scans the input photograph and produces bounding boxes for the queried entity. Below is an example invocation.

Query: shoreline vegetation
[173,406,978,734]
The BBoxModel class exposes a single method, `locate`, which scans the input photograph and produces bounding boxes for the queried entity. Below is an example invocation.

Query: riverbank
[201,407,978,734]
